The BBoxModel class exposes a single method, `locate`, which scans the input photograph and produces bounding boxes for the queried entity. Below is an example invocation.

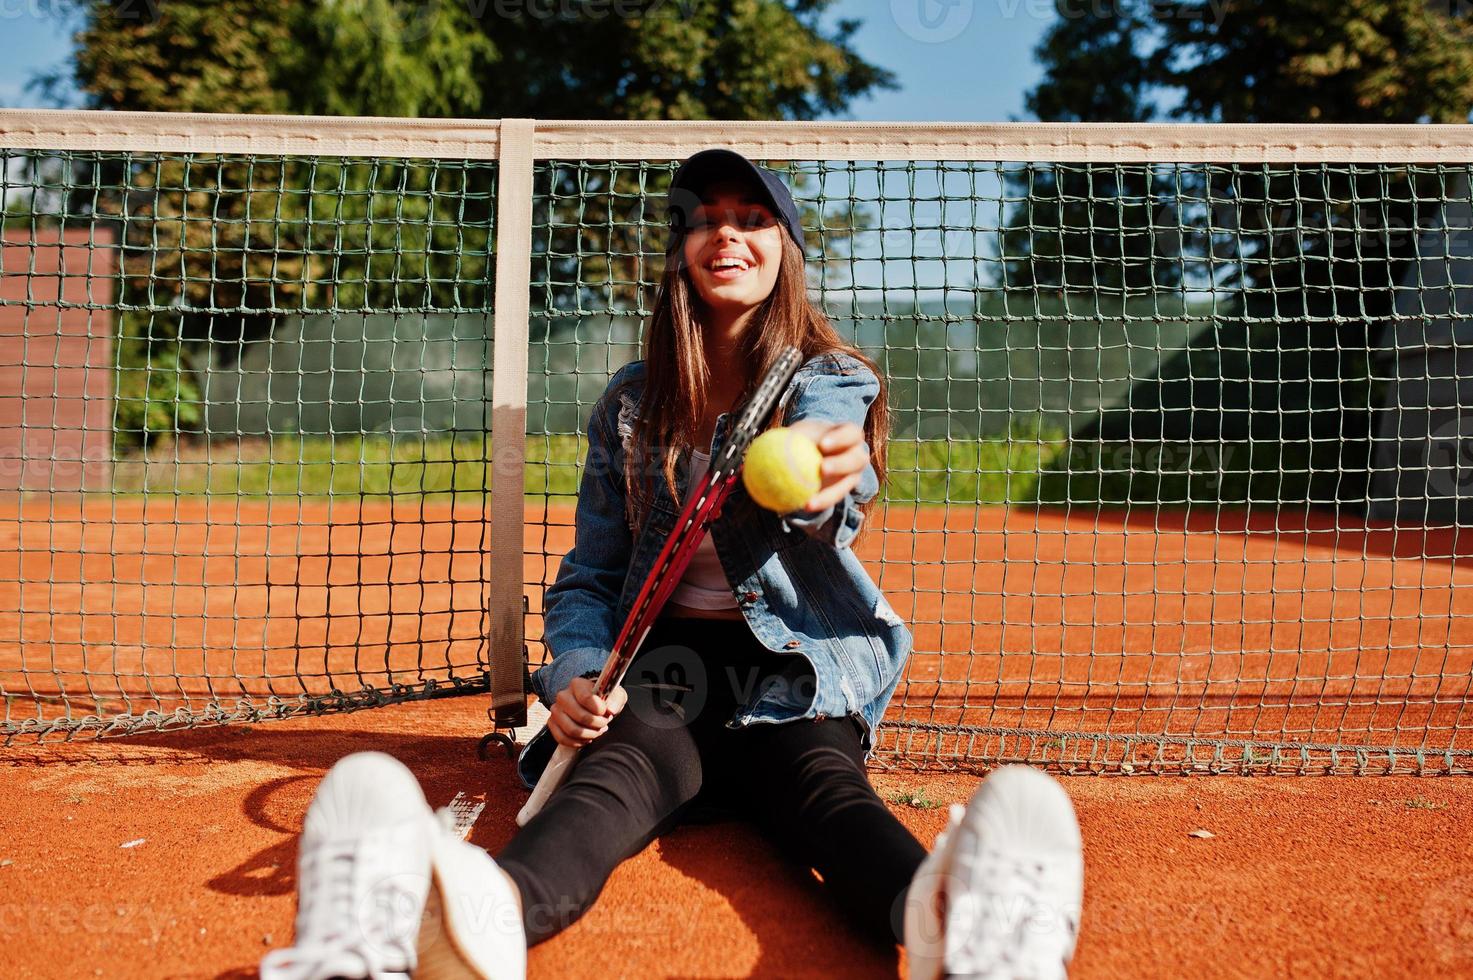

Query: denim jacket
[515,350,914,790]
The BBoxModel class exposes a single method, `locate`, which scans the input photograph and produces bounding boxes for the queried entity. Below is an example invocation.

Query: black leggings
[497,616,927,947]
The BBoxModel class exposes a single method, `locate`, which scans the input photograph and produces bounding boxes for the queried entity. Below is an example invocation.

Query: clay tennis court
[5,498,1470,763]
[2,498,1471,976]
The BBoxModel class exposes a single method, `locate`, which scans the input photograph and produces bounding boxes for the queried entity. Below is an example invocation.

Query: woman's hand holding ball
[743,419,868,514]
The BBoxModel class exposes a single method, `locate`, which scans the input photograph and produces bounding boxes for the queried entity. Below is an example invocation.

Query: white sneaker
[904,765,1084,980]
[259,751,526,980]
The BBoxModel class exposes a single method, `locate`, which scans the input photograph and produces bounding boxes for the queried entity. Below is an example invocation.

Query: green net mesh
[2,133,1470,773]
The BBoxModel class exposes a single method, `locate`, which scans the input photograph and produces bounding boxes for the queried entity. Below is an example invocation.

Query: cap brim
[665,148,805,255]
[667,150,784,225]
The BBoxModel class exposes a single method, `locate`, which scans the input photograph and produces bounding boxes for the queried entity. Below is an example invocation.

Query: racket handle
[516,742,579,827]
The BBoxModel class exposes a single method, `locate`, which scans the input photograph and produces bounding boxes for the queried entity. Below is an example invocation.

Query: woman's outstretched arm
[779,360,881,550]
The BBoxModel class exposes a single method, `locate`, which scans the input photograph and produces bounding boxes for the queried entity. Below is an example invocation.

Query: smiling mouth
[707,257,752,279]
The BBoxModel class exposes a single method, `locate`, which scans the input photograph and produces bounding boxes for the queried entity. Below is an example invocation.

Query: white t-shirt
[668,449,739,610]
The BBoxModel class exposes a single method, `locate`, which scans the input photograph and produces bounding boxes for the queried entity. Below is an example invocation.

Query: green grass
[101,427,1324,510]
[111,432,1015,503]
[110,433,586,501]
[886,788,946,810]
[107,431,1063,504]
[885,423,1069,505]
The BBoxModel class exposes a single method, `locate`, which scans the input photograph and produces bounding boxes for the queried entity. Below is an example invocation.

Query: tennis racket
[517,345,804,827]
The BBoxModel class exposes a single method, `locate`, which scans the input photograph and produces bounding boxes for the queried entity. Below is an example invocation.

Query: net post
[486,117,536,732]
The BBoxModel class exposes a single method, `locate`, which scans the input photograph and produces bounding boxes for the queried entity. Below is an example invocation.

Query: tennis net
[1,111,1470,774]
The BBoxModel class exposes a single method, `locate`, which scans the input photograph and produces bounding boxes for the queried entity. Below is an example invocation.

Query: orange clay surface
[1,499,1471,976]
[2,696,1472,979]
[3,499,1470,757]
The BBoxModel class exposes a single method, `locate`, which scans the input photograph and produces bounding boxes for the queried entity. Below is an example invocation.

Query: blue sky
[0,0,1049,120]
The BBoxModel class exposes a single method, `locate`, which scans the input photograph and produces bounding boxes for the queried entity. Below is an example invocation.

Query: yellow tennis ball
[743,427,823,513]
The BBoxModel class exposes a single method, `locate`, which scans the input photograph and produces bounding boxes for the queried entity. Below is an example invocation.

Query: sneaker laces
[944,845,1080,980]
[259,834,421,980]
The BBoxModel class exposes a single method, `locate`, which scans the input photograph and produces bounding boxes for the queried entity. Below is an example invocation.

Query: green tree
[1150,0,1473,124]
[33,0,892,447]
[1007,0,1473,293]
[998,5,1179,295]
[1013,0,1473,510]
[464,1,891,321]
[35,0,497,446]
[471,0,890,121]
[62,0,491,118]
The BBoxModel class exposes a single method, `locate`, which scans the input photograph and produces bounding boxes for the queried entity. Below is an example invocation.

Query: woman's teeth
[710,258,750,279]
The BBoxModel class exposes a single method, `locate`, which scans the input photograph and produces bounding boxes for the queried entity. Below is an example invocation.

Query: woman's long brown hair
[620,233,889,549]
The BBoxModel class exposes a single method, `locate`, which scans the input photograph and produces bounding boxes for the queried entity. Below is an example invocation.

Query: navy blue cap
[666,149,805,254]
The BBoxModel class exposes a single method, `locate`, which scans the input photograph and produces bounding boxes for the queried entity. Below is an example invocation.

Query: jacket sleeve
[531,391,633,705]
[778,358,881,551]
